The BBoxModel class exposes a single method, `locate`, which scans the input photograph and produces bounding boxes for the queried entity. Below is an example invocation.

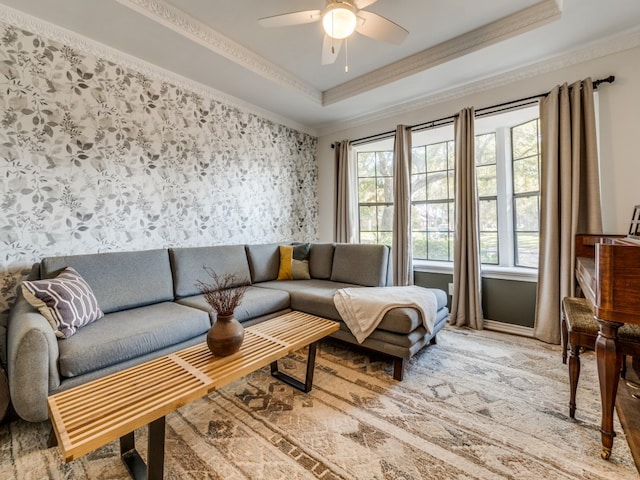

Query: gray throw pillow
[21,267,104,338]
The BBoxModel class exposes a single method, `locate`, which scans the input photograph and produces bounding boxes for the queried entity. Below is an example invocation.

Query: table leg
[271,341,318,393]
[120,416,166,479]
[595,319,623,460]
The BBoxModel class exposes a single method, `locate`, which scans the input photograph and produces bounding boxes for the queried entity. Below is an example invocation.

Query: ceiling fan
[258,0,409,69]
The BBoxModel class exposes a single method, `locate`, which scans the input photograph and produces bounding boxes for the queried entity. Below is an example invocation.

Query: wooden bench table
[47,311,339,479]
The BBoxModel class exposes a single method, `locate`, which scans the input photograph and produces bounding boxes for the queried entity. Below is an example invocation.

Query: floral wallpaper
[0,20,318,365]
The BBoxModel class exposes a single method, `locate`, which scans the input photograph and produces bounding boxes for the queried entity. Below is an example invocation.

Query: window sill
[413,261,538,282]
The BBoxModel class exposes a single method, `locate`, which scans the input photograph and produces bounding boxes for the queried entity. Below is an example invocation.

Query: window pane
[448,171,455,200]
[359,206,376,232]
[448,233,454,261]
[427,171,448,200]
[427,203,449,231]
[357,152,376,177]
[512,120,539,159]
[413,232,427,259]
[358,178,376,203]
[360,231,377,244]
[376,151,393,176]
[427,232,449,261]
[448,202,455,230]
[478,198,497,230]
[514,195,539,231]
[376,177,393,203]
[475,133,496,166]
[447,141,455,169]
[513,157,539,194]
[476,165,497,197]
[379,231,392,247]
[411,173,427,201]
[412,204,427,230]
[378,205,394,231]
[427,142,447,172]
[480,232,499,264]
[412,146,426,174]
[515,233,539,268]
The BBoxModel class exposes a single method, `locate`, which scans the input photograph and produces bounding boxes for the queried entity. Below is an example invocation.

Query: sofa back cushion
[40,249,174,314]
[245,243,280,283]
[309,243,335,279]
[330,244,389,287]
[170,245,252,299]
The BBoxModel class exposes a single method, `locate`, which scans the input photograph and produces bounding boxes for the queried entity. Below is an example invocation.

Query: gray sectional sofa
[5,242,448,422]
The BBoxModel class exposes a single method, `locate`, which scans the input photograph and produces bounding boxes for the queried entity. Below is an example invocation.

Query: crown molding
[317,28,640,137]
[322,0,561,106]
[82,0,561,110]
[0,3,317,136]
[115,0,322,105]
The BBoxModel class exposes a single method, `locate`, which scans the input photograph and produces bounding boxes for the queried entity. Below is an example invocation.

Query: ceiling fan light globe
[322,4,357,39]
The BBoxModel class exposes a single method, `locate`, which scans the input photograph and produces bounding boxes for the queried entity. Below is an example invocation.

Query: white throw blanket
[333,285,438,344]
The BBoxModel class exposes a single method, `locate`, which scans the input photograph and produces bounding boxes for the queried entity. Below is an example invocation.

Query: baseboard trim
[483,319,535,338]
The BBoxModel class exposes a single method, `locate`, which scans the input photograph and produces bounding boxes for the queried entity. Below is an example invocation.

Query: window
[511,118,541,267]
[353,105,541,270]
[473,106,541,269]
[411,140,455,261]
[356,150,394,245]
[476,133,498,264]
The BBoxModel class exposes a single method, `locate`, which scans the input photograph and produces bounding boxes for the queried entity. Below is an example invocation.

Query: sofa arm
[7,293,60,422]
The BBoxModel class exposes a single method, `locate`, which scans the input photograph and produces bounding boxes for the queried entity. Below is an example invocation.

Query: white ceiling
[1,0,639,134]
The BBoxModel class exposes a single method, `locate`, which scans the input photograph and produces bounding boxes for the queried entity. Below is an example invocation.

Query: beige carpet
[1,327,638,479]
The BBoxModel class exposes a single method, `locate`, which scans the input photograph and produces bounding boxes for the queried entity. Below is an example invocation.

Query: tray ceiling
[0,0,639,133]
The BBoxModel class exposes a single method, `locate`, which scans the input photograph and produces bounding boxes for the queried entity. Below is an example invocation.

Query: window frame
[352,105,541,281]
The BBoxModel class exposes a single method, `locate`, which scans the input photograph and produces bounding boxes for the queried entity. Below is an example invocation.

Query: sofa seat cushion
[176,286,290,323]
[255,279,355,321]
[58,302,210,378]
[257,281,448,335]
[336,306,449,347]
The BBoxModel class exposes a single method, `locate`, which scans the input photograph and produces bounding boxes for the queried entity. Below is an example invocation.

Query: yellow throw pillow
[277,243,311,280]
[277,245,294,280]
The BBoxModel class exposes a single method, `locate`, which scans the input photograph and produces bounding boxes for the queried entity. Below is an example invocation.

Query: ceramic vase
[207,313,244,356]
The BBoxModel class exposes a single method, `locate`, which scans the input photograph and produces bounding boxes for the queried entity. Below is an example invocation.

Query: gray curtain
[392,125,413,286]
[449,107,484,329]
[534,78,602,344]
[334,140,358,243]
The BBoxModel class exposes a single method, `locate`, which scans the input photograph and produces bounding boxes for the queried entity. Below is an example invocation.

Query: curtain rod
[332,75,615,148]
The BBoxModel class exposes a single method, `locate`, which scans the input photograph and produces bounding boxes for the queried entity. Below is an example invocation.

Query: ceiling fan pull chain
[345,38,349,73]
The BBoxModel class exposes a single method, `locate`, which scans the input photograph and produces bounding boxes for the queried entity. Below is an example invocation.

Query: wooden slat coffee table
[47,311,339,479]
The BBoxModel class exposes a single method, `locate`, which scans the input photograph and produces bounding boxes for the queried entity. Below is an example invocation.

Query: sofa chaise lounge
[5,242,448,422]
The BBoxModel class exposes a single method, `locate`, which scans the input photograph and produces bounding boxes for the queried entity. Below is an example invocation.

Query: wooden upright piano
[575,231,640,459]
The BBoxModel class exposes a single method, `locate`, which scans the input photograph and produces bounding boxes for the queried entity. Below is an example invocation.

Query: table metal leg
[595,319,623,460]
[271,341,318,393]
[120,416,166,480]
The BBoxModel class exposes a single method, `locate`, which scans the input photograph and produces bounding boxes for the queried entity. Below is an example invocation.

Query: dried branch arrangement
[195,266,247,316]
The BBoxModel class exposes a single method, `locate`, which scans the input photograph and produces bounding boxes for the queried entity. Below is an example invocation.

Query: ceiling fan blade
[355,10,409,44]
[258,10,322,28]
[354,0,378,9]
[322,35,343,65]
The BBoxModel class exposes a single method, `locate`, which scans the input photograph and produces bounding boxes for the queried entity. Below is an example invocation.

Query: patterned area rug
[1,327,638,479]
